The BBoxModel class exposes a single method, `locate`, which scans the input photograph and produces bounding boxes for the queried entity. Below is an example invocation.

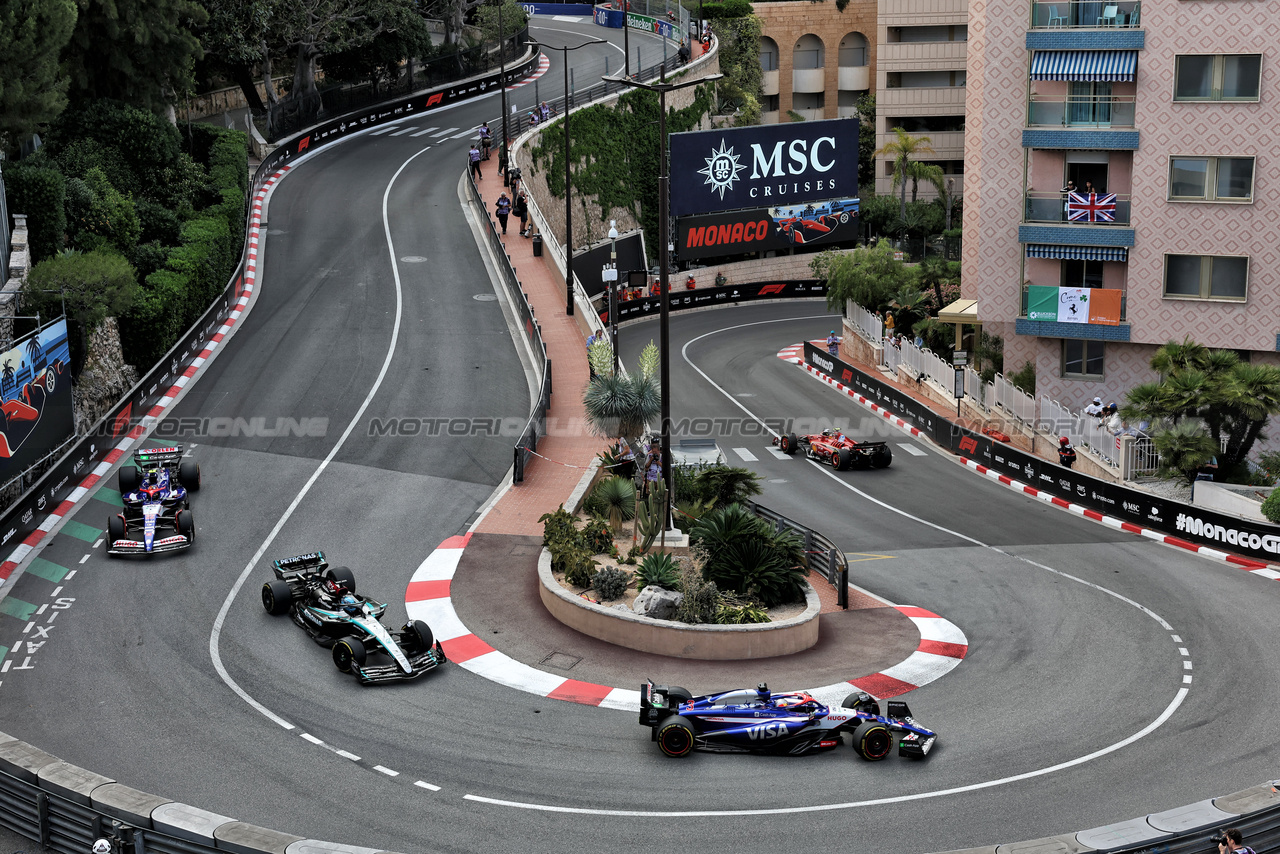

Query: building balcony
[792,68,825,94]
[790,107,826,121]
[1020,285,1128,321]
[1027,95,1135,128]
[762,69,779,97]
[838,66,870,91]
[1025,191,1130,225]
[1030,0,1142,30]
[838,105,859,118]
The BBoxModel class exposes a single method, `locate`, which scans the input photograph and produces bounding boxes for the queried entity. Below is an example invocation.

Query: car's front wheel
[179,460,201,491]
[118,466,139,494]
[852,721,892,760]
[106,515,126,555]
[780,433,798,455]
[333,637,367,673]
[657,716,696,757]
[403,620,434,652]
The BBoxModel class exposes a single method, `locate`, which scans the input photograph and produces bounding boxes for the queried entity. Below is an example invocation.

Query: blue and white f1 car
[106,446,199,557]
[261,552,446,685]
[639,681,938,760]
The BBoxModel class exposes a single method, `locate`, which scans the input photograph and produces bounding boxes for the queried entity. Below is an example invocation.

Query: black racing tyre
[404,620,434,652]
[780,433,798,455]
[262,580,293,615]
[831,448,851,471]
[174,508,194,536]
[179,460,201,491]
[656,715,696,758]
[871,446,893,469]
[118,466,139,494]
[325,566,356,593]
[852,721,892,760]
[106,515,126,549]
[333,637,367,673]
[665,686,693,708]
[842,692,880,717]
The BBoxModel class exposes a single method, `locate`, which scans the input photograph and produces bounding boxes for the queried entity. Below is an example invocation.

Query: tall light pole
[611,69,723,525]
[499,5,510,186]
[530,37,605,316]
[606,220,619,375]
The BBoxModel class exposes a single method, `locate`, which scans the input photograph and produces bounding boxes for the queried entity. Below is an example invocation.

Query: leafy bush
[674,498,715,533]
[562,547,599,588]
[701,0,751,17]
[47,100,182,203]
[1008,361,1036,396]
[1254,451,1280,486]
[24,251,138,371]
[539,506,578,549]
[126,241,169,282]
[697,466,763,508]
[3,161,66,262]
[592,566,629,601]
[136,198,181,246]
[54,138,138,196]
[581,518,615,556]
[1261,489,1280,524]
[715,600,771,624]
[72,167,141,254]
[635,552,680,591]
[675,549,719,624]
[690,504,808,607]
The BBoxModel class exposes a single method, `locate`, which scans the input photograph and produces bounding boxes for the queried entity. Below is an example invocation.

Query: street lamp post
[606,220,619,375]
[499,5,510,186]
[530,37,606,317]
[610,68,723,527]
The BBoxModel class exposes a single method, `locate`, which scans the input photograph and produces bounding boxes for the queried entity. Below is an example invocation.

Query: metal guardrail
[748,501,848,609]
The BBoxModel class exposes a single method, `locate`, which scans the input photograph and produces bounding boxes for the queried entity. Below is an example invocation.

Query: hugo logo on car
[640,681,937,760]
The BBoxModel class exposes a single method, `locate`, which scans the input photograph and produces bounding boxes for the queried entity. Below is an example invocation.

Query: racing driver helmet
[340,593,362,616]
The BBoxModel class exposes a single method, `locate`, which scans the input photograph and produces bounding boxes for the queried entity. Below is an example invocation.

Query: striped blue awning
[1030,50,1138,82]
[1026,244,1128,261]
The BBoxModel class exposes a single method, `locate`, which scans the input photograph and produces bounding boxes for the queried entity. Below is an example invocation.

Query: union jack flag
[1067,192,1117,223]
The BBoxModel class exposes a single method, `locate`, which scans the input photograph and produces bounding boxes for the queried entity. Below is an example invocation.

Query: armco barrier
[800,342,1280,565]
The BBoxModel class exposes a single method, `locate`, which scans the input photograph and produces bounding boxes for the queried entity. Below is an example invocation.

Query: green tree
[888,285,929,333]
[875,127,935,221]
[858,193,899,238]
[197,0,276,114]
[917,256,960,315]
[906,160,943,205]
[0,0,77,150]
[473,0,528,44]
[712,13,763,125]
[322,3,435,92]
[62,0,207,110]
[854,93,875,191]
[2,160,67,262]
[813,239,912,314]
[23,250,138,371]
[70,167,142,255]
[1154,420,1218,485]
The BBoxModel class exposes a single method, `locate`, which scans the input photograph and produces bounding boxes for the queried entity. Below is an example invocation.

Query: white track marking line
[64,570,75,580]
[209,146,430,732]
[415,780,441,792]
[450,129,477,139]
[93,539,103,549]
[732,447,757,462]
[374,765,399,776]
[369,126,398,135]
[431,127,459,137]
[410,127,439,137]
[335,749,360,761]
[79,555,90,564]
[389,127,419,136]
[300,733,323,745]
[897,443,927,456]
[766,447,791,461]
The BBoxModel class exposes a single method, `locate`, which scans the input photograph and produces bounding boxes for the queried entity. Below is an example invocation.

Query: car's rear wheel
[871,446,893,469]
[333,637,367,673]
[852,721,892,760]
[106,515,126,554]
[179,460,201,491]
[403,620,434,652]
[118,466,139,494]
[262,580,293,615]
[325,566,356,593]
[842,692,880,717]
[831,448,851,471]
[780,433,798,455]
[657,716,696,758]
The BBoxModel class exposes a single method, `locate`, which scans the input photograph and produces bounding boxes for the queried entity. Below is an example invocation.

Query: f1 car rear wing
[133,446,186,467]
[272,551,329,577]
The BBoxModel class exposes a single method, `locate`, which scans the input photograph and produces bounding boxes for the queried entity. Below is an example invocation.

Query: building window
[1062,259,1104,288]
[886,70,966,89]
[1174,54,1261,101]
[1163,254,1249,301]
[1062,340,1104,379]
[1168,156,1254,202]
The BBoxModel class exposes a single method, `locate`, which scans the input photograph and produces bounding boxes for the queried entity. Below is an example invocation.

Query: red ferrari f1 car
[772,429,892,471]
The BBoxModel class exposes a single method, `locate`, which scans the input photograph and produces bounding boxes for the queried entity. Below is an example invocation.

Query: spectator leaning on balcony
[884,310,896,337]
[1103,403,1122,432]
[1061,180,1076,219]
[1084,396,1104,417]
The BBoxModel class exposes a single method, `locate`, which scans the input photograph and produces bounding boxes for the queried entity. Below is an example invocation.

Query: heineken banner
[1026,286,1122,325]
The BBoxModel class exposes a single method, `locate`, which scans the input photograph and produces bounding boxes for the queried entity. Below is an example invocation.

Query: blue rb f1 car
[106,446,199,556]
[640,681,937,760]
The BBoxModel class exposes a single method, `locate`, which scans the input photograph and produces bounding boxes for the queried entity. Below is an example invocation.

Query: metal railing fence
[748,501,848,609]
[845,300,882,344]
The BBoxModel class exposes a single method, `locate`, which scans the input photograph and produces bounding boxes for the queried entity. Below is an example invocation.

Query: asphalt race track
[1,20,1279,854]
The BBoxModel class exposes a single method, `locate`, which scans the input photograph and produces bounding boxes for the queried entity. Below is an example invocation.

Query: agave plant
[582,373,660,439]
[690,504,807,607]
[591,476,637,533]
[635,551,680,590]
[638,341,660,380]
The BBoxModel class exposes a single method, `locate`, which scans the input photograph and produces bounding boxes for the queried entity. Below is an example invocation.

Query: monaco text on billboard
[668,118,860,217]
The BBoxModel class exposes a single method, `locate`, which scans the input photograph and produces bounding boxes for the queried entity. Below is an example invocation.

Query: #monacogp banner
[1026,285,1122,325]
[669,118,860,217]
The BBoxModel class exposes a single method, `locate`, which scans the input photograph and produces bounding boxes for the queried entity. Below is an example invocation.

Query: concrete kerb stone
[90,782,170,828]
[214,822,305,854]
[1146,799,1238,834]
[1074,816,1169,851]
[996,833,1096,854]
[151,802,237,844]
[1213,781,1280,815]
[0,737,59,784]
[37,760,114,806]
[284,841,387,854]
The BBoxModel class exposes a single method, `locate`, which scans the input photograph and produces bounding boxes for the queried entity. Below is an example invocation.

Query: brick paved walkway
[470,165,601,536]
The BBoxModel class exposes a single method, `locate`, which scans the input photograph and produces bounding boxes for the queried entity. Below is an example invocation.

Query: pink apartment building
[964,0,1279,427]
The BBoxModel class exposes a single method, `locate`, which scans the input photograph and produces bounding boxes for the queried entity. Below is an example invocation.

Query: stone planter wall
[537,548,820,659]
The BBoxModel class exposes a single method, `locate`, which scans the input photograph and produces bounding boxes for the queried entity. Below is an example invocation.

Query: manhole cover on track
[400,255,428,263]
[473,293,498,301]
[540,652,582,670]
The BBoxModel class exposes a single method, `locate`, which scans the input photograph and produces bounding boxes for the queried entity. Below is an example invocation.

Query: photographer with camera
[1213,829,1255,854]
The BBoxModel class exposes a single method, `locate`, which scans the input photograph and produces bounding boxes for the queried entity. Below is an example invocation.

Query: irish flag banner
[1027,286,1122,326]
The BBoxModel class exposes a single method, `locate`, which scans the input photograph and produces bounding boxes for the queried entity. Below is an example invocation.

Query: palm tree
[1,360,14,399]
[25,337,46,372]
[1154,421,1219,485]
[875,128,935,221]
[906,161,944,205]
[1151,337,1208,377]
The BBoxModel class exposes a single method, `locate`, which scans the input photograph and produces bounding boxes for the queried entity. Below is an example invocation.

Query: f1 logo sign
[841,369,853,383]
[958,436,978,455]
[426,92,443,108]
[112,403,133,439]
[297,135,310,152]
[757,283,786,296]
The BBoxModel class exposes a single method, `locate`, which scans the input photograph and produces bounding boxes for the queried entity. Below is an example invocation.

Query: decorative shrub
[562,547,599,589]
[675,549,719,624]
[581,518,615,556]
[715,601,771,624]
[592,566,629,601]
[590,475,636,532]
[635,552,679,591]
[690,504,808,607]
[1261,489,1280,524]
[3,161,67,262]
[539,506,578,548]
[23,251,138,371]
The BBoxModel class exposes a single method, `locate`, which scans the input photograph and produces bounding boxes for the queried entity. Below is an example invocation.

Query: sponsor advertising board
[614,280,827,321]
[1026,286,1122,325]
[802,342,947,445]
[669,118,859,217]
[0,319,75,483]
[678,197,859,260]
[572,231,647,298]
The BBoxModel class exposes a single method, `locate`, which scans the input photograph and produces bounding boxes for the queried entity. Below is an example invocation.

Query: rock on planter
[537,548,821,660]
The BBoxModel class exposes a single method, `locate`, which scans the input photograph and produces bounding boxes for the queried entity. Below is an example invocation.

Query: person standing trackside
[478,122,492,160]
[826,329,840,356]
[468,143,483,180]
[884,310,896,338]
[513,192,529,237]
[1057,436,1077,468]
[495,192,512,234]
[1216,829,1255,854]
